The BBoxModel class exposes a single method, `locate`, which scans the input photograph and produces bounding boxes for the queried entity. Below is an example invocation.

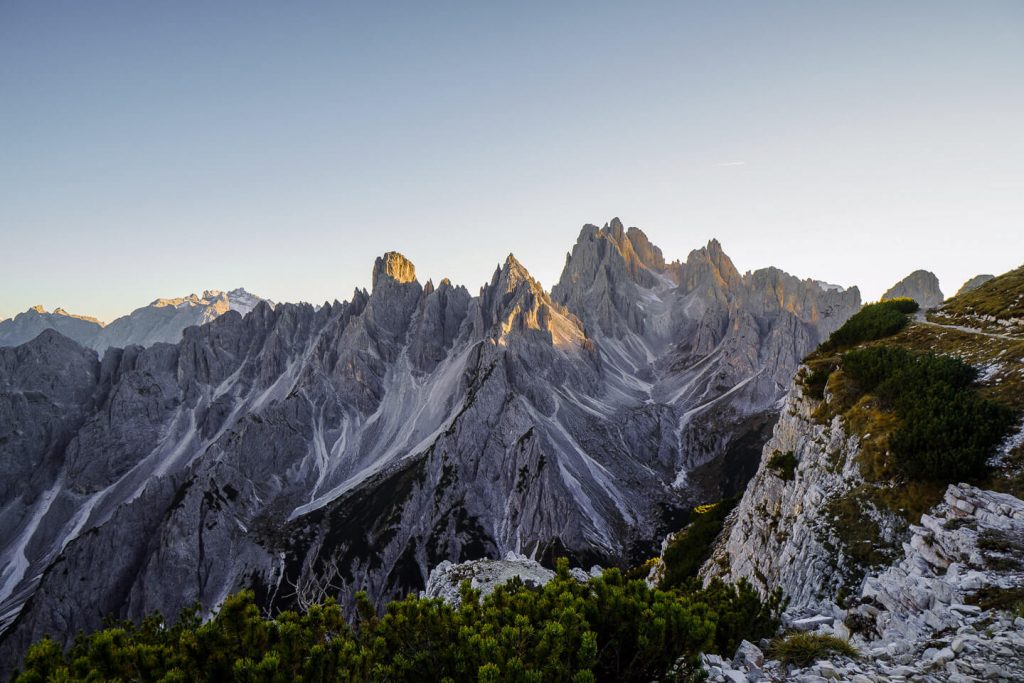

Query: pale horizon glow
[2,1,1023,322]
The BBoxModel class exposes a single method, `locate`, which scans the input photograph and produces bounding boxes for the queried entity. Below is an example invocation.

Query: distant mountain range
[0,289,269,352]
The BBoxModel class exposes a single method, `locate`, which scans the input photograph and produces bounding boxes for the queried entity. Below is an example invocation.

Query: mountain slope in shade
[0,288,270,352]
[0,221,861,670]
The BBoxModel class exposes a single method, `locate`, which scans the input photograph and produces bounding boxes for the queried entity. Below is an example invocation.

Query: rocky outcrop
[882,269,944,308]
[422,553,603,608]
[0,288,269,352]
[701,484,1024,682]
[956,274,996,297]
[373,252,417,287]
[422,554,557,607]
[0,221,862,672]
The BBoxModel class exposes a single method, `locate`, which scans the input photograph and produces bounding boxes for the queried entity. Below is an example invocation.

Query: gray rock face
[956,274,995,297]
[0,288,269,352]
[421,553,601,608]
[701,380,865,614]
[881,269,944,308]
[702,485,1024,682]
[0,221,861,672]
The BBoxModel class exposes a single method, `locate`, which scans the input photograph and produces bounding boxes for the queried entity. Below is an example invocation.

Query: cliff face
[701,379,875,613]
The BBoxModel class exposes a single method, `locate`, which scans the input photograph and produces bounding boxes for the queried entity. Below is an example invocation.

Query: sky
[1,1,1023,322]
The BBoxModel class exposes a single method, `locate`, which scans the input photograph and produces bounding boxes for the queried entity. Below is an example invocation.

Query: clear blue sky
[2,1,1022,321]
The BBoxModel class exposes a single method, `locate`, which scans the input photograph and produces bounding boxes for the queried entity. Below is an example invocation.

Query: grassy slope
[932,263,1024,331]
[796,276,1024,596]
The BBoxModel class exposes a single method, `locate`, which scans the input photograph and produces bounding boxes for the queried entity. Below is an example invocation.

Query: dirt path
[915,316,1020,341]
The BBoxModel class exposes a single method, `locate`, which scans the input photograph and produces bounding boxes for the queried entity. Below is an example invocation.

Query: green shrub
[820,299,919,352]
[766,451,797,481]
[801,365,834,400]
[969,585,1024,615]
[11,558,783,683]
[841,347,1017,481]
[766,632,858,667]
[660,497,739,591]
[882,297,921,314]
[695,579,784,655]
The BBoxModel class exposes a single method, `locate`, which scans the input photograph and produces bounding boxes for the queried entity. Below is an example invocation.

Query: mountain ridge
[0,288,270,352]
[0,219,862,672]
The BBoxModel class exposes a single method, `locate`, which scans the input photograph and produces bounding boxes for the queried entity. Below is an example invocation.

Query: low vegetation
[819,298,918,352]
[697,579,784,656]
[766,451,797,481]
[800,363,836,400]
[968,585,1024,617]
[660,497,740,591]
[766,632,858,667]
[12,559,782,683]
[841,347,1016,481]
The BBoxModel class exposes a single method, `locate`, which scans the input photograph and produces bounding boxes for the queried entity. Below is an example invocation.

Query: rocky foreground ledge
[703,484,1024,682]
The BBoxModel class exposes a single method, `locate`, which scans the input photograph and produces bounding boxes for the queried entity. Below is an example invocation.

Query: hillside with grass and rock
[695,272,1024,682]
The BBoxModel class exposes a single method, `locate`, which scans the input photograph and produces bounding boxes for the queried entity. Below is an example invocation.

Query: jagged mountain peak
[498,253,538,292]
[691,238,733,271]
[420,277,467,300]
[483,254,541,310]
[624,226,667,272]
[680,239,742,294]
[586,218,668,277]
[372,251,418,289]
[473,253,587,351]
[555,220,667,304]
